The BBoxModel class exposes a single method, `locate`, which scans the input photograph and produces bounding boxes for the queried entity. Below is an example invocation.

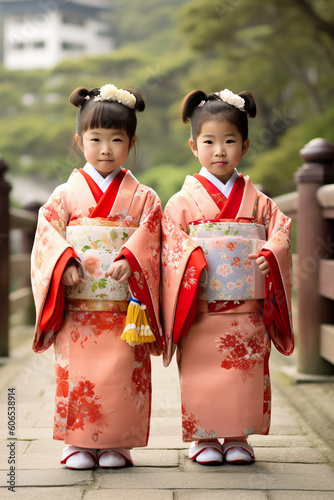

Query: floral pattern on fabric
[68,311,124,347]
[215,317,269,378]
[182,404,200,441]
[182,404,217,441]
[42,190,68,236]
[162,216,196,279]
[65,224,136,302]
[55,363,69,399]
[189,221,266,301]
[54,373,114,443]
[127,344,151,414]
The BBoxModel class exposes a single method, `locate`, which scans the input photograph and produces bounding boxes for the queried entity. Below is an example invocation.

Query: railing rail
[273,138,334,376]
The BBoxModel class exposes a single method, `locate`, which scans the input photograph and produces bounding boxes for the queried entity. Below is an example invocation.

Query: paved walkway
[1,324,334,499]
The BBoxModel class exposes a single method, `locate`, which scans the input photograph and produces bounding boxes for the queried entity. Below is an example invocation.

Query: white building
[0,0,113,70]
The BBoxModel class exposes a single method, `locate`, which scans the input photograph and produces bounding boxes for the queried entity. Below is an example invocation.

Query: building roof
[0,0,110,16]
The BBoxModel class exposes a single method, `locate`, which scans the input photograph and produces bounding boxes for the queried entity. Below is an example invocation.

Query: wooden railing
[273,138,334,376]
[1,138,334,375]
[10,205,39,317]
[0,157,38,357]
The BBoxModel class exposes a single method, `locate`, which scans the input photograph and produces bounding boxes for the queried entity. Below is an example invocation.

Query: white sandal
[98,448,133,468]
[189,441,223,465]
[60,445,97,470]
[223,440,255,464]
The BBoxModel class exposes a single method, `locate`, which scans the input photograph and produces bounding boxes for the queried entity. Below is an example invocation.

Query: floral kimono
[31,167,164,449]
[161,172,293,441]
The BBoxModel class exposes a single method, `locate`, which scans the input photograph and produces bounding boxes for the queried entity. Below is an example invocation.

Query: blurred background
[0,0,333,207]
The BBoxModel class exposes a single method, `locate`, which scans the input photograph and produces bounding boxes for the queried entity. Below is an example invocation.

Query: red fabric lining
[193,174,227,210]
[216,174,245,219]
[260,249,293,355]
[115,248,163,351]
[172,248,208,343]
[79,168,103,202]
[40,248,77,333]
[87,169,126,218]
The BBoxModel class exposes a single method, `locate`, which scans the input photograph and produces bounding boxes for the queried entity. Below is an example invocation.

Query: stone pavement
[1,324,334,499]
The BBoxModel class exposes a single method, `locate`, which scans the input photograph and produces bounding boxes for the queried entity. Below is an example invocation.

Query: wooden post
[22,201,40,325]
[0,157,11,357]
[295,138,334,375]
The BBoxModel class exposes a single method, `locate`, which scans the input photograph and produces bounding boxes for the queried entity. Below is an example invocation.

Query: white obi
[188,221,266,301]
[65,222,137,304]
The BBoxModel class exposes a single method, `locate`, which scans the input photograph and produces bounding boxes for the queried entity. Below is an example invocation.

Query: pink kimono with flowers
[161,173,293,441]
[31,168,164,449]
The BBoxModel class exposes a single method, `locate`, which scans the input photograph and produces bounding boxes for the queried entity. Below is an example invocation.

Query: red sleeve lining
[115,248,164,351]
[40,248,77,333]
[172,247,207,344]
[260,248,293,355]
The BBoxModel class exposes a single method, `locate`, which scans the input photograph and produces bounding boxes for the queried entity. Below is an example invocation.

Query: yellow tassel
[121,297,156,346]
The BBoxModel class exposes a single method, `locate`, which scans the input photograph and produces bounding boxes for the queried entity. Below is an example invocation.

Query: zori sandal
[189,441,223,465]
[60,445,97,470]
[98,448,133,468]
[223,440,255,464]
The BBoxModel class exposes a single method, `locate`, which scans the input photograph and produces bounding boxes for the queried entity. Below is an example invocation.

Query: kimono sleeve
[161,196,207,366]
[116,189,165,354]
[259,198,294,355]
[31,184,78,353]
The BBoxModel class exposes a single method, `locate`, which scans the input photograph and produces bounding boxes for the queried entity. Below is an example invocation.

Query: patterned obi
[65,218,138,311]
[188,220,266,301]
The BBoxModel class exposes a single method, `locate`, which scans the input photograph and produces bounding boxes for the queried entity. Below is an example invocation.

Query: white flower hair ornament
[215,89,245,111]
[94,84,136,109]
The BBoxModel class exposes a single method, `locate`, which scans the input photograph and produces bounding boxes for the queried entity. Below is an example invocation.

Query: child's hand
[61,261,85,286]
[248,253,270,276]
[106,259,132,284]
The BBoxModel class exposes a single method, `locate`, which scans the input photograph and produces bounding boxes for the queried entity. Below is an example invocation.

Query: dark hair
[69,86,145,142]
[181,89,256,142]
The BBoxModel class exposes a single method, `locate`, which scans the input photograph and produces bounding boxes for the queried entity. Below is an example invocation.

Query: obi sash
[188,220,266,301]
[65,218,138,310]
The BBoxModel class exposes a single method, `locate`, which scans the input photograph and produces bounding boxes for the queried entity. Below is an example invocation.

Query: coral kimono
[31,167,164,449]
[162,172,293,441]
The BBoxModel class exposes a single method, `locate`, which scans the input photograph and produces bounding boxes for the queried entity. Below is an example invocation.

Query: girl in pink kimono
[31,84,164,470]
[161,89,293,465]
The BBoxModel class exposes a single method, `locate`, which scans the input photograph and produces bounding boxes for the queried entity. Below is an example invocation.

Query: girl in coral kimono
[161,89,293,465]
[31,84,164,470]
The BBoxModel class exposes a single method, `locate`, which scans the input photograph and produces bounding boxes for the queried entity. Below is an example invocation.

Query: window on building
[33,41,45,49]
[13,42,25,51]
[61,42,85,51]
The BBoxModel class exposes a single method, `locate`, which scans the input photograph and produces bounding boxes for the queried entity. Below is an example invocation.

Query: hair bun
[239,91,256,118]
[69,87,99,108]
[181,90,208,123]
[124,88,145,112]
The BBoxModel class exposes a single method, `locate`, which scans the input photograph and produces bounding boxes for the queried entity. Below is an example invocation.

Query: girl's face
[189,118,250,184]
[76,128,136,178]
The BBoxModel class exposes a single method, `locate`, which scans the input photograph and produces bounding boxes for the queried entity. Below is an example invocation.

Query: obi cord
[121,297,156,346]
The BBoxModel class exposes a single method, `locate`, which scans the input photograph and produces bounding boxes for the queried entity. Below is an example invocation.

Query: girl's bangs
[83,102,128,131]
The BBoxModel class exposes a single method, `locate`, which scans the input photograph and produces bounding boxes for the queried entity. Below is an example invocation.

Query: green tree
[178,0,334,116]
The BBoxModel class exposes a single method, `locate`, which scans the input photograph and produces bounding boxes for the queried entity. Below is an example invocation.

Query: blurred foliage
[0,0,333,206]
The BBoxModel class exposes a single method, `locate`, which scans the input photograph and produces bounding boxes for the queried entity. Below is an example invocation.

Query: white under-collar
[83,163,122,193]
[199,167,239,198]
